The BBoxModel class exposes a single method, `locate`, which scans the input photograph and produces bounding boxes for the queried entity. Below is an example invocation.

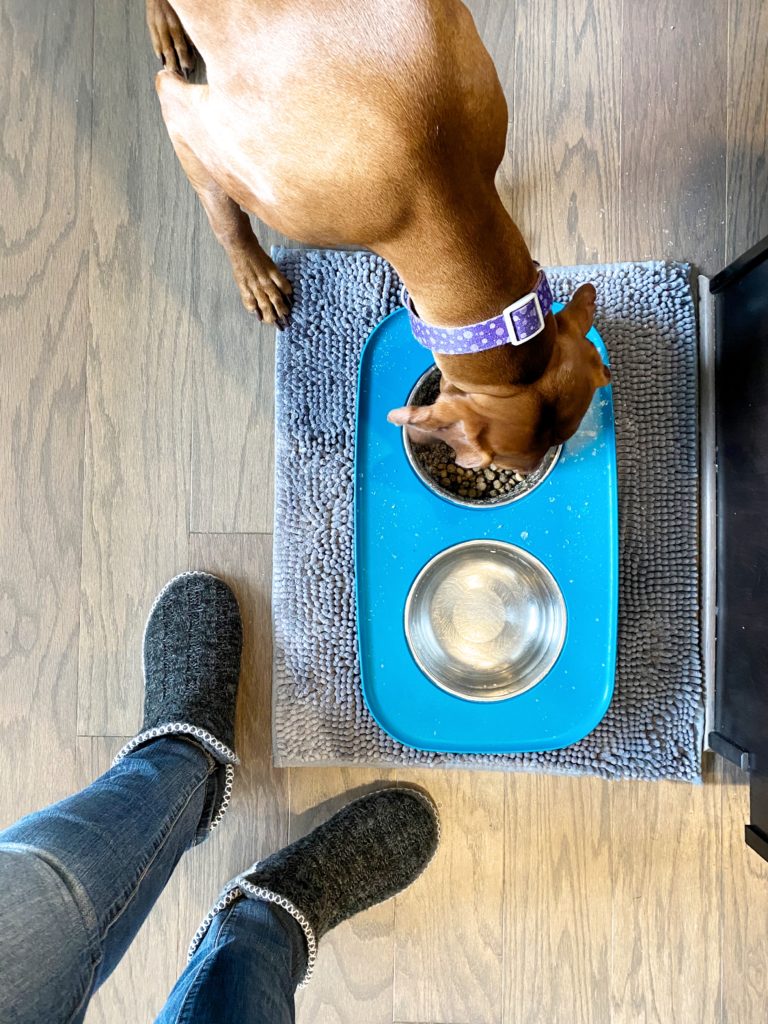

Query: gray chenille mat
[271,248,703,781]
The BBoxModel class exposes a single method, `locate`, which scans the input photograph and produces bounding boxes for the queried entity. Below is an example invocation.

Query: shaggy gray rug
[271,249,702,781]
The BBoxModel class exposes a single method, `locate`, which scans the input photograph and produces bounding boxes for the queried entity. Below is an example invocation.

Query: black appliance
[705,234,768,862]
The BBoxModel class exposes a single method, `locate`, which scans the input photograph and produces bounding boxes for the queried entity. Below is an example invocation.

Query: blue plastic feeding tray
[354,306,618,754]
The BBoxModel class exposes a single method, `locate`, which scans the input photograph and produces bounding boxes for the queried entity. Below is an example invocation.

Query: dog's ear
[387,398,493,469]
[555,282,611,387]
[595,362,612,386]
[556,282,597,336]
[387,401,457,433]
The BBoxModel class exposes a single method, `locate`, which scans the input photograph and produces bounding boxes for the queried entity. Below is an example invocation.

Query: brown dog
[146,0,610,472]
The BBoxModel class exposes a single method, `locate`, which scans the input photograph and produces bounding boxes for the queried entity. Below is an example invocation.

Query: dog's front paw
[146,0,196,76]
[229,244,293,328]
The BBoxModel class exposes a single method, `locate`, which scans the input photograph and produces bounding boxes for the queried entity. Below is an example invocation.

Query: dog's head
[388,284,611,473]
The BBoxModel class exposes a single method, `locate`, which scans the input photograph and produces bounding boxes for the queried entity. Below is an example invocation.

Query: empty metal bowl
[404,540,567,701]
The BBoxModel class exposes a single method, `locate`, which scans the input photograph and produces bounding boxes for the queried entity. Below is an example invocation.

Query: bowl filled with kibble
[401,367,561,507]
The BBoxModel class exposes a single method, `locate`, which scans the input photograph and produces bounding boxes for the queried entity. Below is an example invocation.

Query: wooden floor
[1,0,767,1021]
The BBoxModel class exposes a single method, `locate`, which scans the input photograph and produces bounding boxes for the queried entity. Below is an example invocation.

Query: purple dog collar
[402,268,554,355]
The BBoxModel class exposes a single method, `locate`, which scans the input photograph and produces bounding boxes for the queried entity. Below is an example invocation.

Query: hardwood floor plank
[726,0,768,260]
[502,774,612,1024]
[291,767,399,1024]
[0,0,91,821]
[462,1,518,81]
[394,770,505,1024]
[720,761,768,1024]
[609,775,722,1024]
[78,0,196,735]
[495,0,622,266]
[189,222,285,534]
[620,0,728,274]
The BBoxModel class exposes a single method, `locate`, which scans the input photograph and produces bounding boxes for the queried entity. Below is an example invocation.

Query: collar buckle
[502,287,546,346]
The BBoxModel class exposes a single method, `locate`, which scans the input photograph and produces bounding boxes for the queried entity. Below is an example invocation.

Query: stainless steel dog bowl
[404,540,567,701]
[402,367,561,507]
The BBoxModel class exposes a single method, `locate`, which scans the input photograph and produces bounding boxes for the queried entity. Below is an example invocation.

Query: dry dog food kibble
[413,441,526,503]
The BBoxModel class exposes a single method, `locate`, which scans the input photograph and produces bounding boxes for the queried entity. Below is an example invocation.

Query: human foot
[190,787,440,984]
[114,571,243,837]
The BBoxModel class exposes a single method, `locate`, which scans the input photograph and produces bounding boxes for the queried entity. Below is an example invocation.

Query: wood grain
[503,774,612,1024]
[719,761,768,1024]
[77,0,196,735]
[0,0,91,820]
[494,0,622,266]
[620,0,728,275]
[291,767,399,1024]
[609,774,722,1024]
[726,0,768,260]
[462,1,518,80]
[394,769,505,1024]
[189,220,284,534]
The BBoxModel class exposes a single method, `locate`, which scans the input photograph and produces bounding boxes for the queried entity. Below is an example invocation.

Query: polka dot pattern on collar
[404,269,554,355]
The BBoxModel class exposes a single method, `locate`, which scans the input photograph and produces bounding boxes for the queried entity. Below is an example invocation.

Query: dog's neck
[382,195,556,391]
[392,209,537,325]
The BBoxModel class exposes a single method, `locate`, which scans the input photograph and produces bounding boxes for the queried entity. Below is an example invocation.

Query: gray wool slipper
[113,571,243,837]
[189,787,440,985]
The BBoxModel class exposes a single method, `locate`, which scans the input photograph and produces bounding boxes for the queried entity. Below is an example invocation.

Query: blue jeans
[0,738,306,1023]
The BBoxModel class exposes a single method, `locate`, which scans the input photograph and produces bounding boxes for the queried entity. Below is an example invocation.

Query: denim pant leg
[0,737,214,1024]
[156,898,307,1024]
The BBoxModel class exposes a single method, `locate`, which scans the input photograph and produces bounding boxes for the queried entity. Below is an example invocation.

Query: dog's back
[162,0,507,249]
